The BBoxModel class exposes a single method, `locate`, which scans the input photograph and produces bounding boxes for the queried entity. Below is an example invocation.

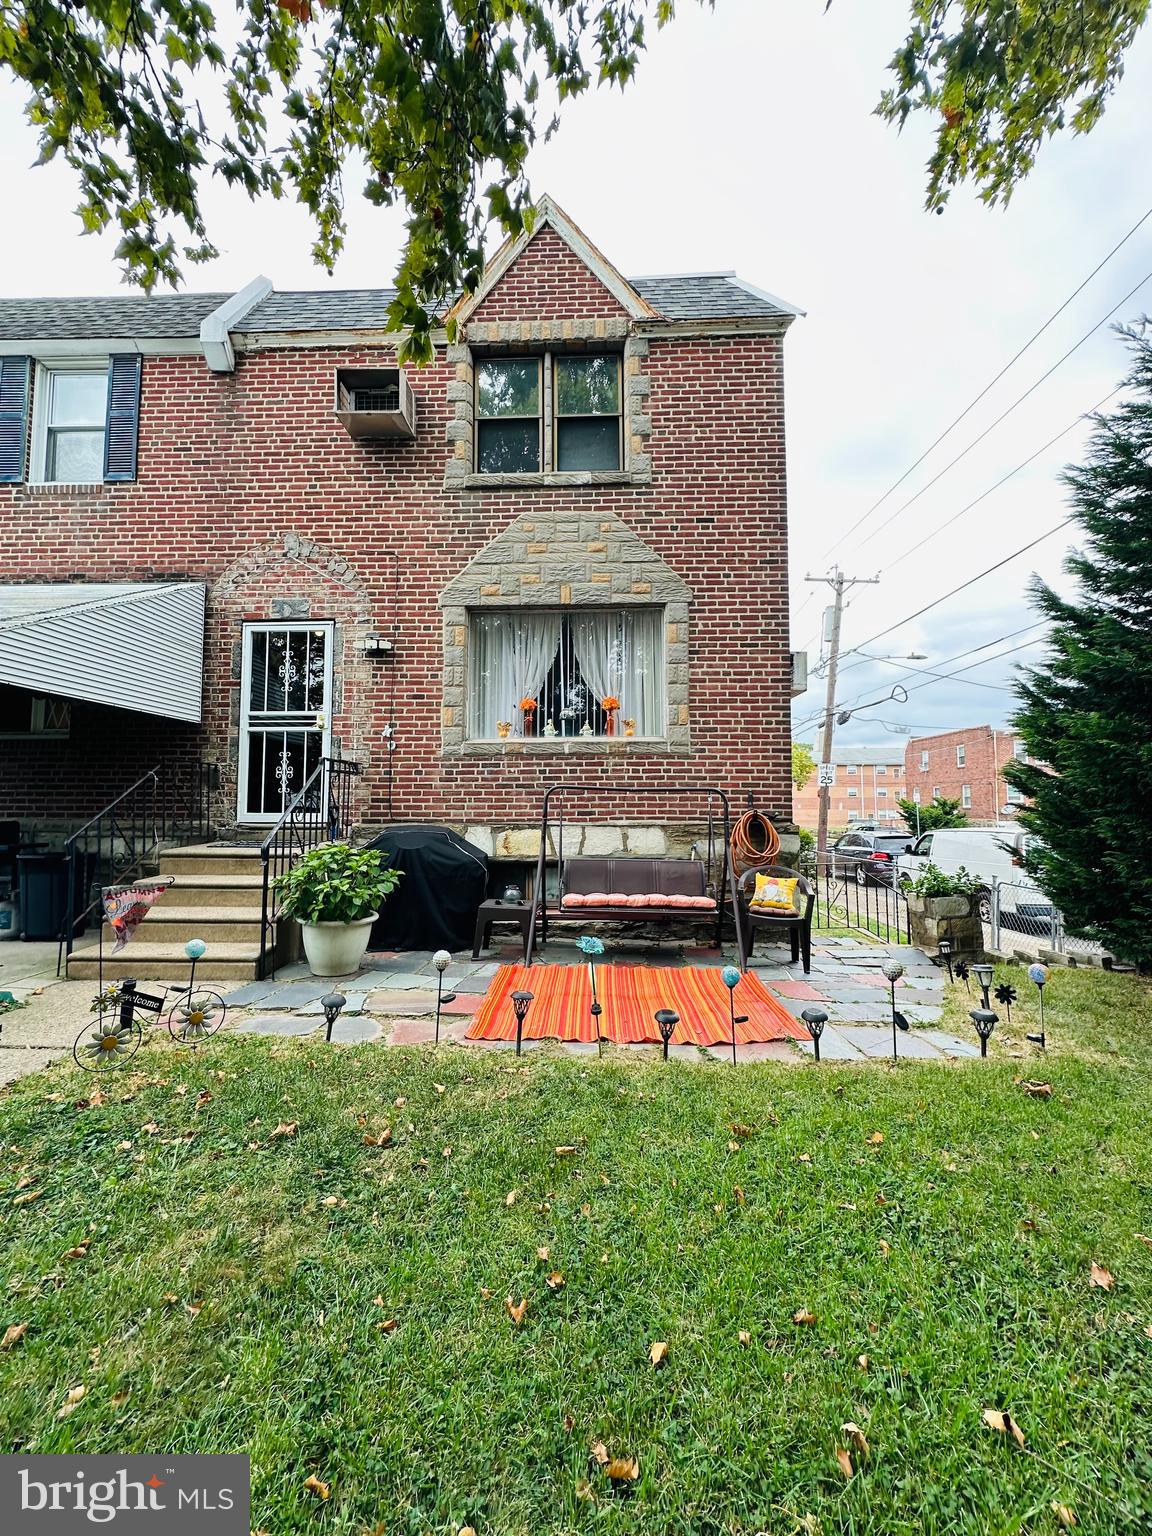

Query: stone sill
[22,482,112,496]
[449,470,649,491]
[444,738,691,759]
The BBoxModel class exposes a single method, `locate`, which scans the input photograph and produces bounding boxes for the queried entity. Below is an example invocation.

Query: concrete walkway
[0,933,978,1084]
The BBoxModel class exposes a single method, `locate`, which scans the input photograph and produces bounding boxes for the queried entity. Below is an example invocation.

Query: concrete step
[137,874,265,907]
[141,905,264,943]
[68,940,262,982]
[160,844,264,878]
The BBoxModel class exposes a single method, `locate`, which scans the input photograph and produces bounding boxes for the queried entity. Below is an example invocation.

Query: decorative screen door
[238,623,334,823]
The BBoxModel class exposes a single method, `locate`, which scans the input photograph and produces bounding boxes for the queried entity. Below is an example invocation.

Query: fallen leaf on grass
[375,1319,397,1333]
[1090,1262,1115,1291]
[982,1407,1025,1447]
[57,1385,86,1418]
[173,1083,189,1097]
[195,1090,212,1111]
[536,1246,550,1261]
[141,1123,160,1136]
[12,1190,42,1207]
[738,1330,752,1346]
[185,1301,204,1318]
[835,1448,854,1480]
[546,1271,565,1291]
[605,1457,639,1483]
[458,1527,476,1536]
[110,1390,130,1408]
[504,1190,518,1206]
[302,1475,329,1500]
[505,1296,529,1327]
[269,1122,298,1140]
[15,1175,33,1190]
[63,1242,91,1260]
[733,1186,746,1205]
[162,1292,180,1305]
[320,1195,347,1208]
[1051,1504,1077,1528]
[878,1240,892,1260]
[591,1442,609,1466]
[730,1122,756,1140]
[649,1340,669,1368]
[1021,1081,1053,1099]
[866,1132,885,1146]
[1135,1234,1152,1250]
[792,1309,817,1326]
[856,1353,870,1370]
[434,1083,446,1095]
[841,1422,869,1459]
[2,1323,28,1349]
[555,1145,578,1157]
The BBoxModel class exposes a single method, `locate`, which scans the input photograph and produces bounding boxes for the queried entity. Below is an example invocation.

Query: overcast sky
[2,0,1148,752]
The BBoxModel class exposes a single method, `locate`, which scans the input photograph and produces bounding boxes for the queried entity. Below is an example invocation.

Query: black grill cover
[366,825,489,952]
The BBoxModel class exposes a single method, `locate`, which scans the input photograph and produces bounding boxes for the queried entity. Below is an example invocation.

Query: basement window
[0,686,70,738]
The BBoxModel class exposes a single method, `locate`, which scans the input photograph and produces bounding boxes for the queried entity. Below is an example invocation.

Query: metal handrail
[56,760,216,973]
[258,756,361,980]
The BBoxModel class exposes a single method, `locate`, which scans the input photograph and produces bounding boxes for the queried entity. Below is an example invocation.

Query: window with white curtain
[468,608,664,739]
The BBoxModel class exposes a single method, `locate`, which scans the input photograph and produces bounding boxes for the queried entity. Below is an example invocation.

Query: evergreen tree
[1007,326,1152,970]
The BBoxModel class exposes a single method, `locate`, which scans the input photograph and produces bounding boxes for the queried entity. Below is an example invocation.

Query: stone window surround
[444,317,652,490]
[438,510,692,759]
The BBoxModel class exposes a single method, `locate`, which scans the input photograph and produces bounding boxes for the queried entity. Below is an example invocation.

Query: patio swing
[525,783,747,969]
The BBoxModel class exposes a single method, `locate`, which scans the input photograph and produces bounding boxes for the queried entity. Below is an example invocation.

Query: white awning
[0,583,206,723]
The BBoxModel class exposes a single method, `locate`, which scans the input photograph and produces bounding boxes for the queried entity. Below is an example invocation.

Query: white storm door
[238,623,334,824]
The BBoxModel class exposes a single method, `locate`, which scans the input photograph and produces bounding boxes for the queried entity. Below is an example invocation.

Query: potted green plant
[275,843,403,977]
[904,862,983,955]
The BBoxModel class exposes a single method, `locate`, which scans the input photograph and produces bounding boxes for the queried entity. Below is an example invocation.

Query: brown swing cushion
[558,857,715,911]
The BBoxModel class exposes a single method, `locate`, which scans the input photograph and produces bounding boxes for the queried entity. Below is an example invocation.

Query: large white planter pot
[300,916,376,977]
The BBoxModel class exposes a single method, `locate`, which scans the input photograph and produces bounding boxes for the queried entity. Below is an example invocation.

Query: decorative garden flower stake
[881,959,908,1063]
[994,981,1017,1023]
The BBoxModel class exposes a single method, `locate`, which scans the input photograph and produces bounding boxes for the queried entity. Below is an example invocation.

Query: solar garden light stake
[1026,963,1049,1049]
[655,1009,679,1063]
[937,938,954,984]
[971,961,995,1011]
[431,949,457,1044]
[510,990,534,1057]
[721,965,748,1066]
[320,992,346,1043]
[800,1006,828,1063]
[577,936,606,1055]
[970,1007,998,1058]
[881,959,908,1063]
[185,937,206,995]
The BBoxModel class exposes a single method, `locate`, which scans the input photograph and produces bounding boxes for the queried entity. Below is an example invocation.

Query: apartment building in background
[792,745,906,832]
[904,726,1029,824]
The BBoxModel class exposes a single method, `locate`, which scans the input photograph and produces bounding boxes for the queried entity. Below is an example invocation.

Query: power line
[841,520,1073,658]
[817,201,1152,560]
[834,619,1047,688]
[851,264,1152,553]
[901,638,1043,696]
[882,387,1120,574]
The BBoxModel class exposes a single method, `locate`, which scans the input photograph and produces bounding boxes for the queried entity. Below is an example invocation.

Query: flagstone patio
[221,935,980,1062]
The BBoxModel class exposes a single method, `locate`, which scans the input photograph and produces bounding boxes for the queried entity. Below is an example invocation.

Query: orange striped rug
[465,964,809,1046]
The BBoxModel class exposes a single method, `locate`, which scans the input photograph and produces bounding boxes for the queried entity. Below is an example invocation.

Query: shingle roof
[0,273,794,342]
[630,274,794,320]
[0,292,231,341]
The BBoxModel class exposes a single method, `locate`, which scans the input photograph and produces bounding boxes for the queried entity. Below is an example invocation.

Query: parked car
[895,827,1054,924]
[828,830,911,887]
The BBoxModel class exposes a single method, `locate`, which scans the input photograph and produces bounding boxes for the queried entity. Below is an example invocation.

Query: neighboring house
[904,726,1030,825]
[792,745,906,831]
[0,197,803,864]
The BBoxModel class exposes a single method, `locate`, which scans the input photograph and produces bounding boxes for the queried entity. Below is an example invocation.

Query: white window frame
[875,765,887,776]
[919,750,929,771]
[877,788,888,798]
[961,783,972,807]
[956,743,966,767]
[30,359,108,485]
[1013,740,1027,761]
[846,763,858,775]
[912,788,921,804]
[0,692,71,739]
[846,787,859,799]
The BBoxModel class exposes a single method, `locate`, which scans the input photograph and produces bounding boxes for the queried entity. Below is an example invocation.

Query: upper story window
[36,366,106,483]
[1013,739,1027,760]
[875,765,887,776]
[919,750,929,771]
[956,743,967,767]
[475,353,622,476]
[468,607,662,740]
[961,783,972,807]
[846,764,858,775]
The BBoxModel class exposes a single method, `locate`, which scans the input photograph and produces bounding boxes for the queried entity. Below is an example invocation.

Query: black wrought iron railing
[811,855,911,945]
[258,756,361,980]
[57,760,217,971]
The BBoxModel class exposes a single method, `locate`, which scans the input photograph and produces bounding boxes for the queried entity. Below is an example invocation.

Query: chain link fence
[987,877,1107,962]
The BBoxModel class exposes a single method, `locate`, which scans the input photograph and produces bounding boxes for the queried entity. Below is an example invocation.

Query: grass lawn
[2,966,1152,1534]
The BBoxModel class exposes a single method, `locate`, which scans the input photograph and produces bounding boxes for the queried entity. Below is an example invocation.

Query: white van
[896,827,1054,923]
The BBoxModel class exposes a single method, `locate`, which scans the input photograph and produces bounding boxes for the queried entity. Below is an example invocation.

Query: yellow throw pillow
[749,873,798,911]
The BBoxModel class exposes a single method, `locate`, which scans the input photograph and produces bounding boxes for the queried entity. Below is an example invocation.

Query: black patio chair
[734,865,815,974]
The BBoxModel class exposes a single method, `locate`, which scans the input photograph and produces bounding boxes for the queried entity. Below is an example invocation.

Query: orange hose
[729,810,781,874]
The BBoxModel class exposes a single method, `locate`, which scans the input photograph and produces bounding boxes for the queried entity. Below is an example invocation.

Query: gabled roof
[448,195,660,325]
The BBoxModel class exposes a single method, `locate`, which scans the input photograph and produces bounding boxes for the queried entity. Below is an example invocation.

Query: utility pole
[804,566,880,859]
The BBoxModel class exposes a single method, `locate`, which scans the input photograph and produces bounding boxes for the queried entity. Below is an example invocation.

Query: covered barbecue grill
[366,825,488,953]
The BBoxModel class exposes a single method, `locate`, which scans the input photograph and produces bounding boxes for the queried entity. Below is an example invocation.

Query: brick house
[904,726,1029,825]
[0,198,803,886]
[792,745,906,832]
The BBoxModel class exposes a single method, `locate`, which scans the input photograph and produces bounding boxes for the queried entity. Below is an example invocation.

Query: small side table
[472,899,534,961]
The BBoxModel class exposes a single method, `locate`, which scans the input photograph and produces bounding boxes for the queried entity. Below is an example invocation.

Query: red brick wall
[792,758,906,831]
[0,272,792,834]
[904,727,1026,823]
[470,225,630,323]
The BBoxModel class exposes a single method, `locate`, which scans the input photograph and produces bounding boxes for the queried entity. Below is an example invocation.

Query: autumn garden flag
[102,883,168,952]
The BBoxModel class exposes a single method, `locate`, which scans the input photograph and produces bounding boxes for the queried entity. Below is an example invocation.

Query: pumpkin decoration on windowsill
[601,695,621,737]
[519,697,538,737]
[623,717,636,738]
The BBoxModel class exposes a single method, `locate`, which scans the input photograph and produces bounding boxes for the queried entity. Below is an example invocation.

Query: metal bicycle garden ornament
[75,937,228,1072]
